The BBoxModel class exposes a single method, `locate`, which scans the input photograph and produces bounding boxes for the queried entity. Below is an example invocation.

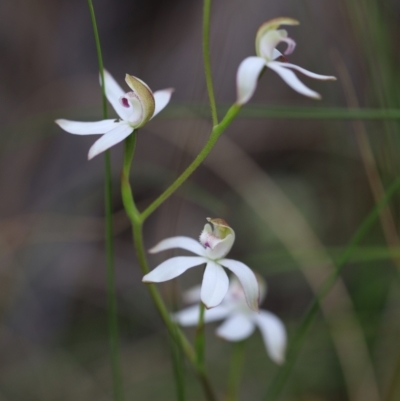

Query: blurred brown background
[1,0,400,400]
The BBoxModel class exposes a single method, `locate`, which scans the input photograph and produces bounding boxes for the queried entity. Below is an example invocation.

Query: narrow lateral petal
[87,123,132,159]
[102,70,131,120]
[201,261,229,309]
[273,62,337,81]
[55,119,118,135]
[236,56,266,105]
[173,304,230,326]
[267,62,321,99]
[149,236,206,257]
[219,259,259,311]
[216,314,255,341]
[253,311,287,365]
[152,88,174,119]
[142,256,207,283]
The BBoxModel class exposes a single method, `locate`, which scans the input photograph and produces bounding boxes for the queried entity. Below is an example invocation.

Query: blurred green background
[1,0,400,400]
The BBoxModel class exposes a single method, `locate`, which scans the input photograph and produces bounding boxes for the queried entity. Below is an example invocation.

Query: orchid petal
[205,232,235,259]
[272,61,337,81]
[152,88,174,119]
[253,311,287,364]
[119,93,143,126]
[125,74,155,127]
[201,261,229,309]
[259,30,294,61]
[173,304,231,326]
[55,119,119,135]
[142,256,207,283]
[216,314,255,341]
[236,56,266,105]
[255,17,299,57]
[102,70,131,120]
[272,48,283,60]
[87,122,132,159]
[200,218,236,259]
[219,259,259,311]
[149,236,206,257]
[267,62,321,99]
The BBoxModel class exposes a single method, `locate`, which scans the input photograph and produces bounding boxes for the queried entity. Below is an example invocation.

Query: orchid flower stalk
[236,17,337,104]
[143,218,260,310]
[56,71,173,159]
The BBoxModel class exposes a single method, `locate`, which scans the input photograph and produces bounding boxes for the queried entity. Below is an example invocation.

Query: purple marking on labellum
[121,97,130,108]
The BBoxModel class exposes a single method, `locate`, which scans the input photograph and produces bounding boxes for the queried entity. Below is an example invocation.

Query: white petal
[272,48,283,60]
[216,314,255,341]
[253,311,287,365]
[173,304,230,326]
[142,256,207,283]
[102,70,131,120]
[149,236,206,257]
[267,62,321,99]
[55,119,119,135]
[119,94,143,126]
[201,261,229,309]
[259,30,290,61]
[87,122,133,159]
[219,259,259,312]
[205,233,235,260]
[152,88,174,119]
[273,62,337,81]
[236,56,266,105]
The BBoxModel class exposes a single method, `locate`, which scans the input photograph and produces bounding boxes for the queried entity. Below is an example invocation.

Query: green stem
[224,341,246,401]
[203,0,218,126]
[87,0,107,117]
[141,104,241,221]
[264,175,400,401]
[121,132,140,224]
[168,327,186,401]
[104,151,125,401]
[195,302,206,370]
[121,139,218,401]
[87,1,125,400]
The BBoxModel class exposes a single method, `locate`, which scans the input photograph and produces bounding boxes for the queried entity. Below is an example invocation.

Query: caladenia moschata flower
[236,17,337,104]
[56,70,173,159]
[174,276,287,364]
[142,218,259,310]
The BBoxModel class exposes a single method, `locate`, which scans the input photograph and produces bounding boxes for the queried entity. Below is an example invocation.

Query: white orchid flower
[174,276,287,364]
[236,17,336,104]
[56,70,173,159]
[142,218,259,310]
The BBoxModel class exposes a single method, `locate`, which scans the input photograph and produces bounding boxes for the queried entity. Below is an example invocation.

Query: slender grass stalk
[264,175,400,401]
[224,341,246,401]
[121,137,218,401]
[141,104,240,221]
[87,1,125,400]
[203,0,218,126]
[168,325,186,401]
[195,302,206,370]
